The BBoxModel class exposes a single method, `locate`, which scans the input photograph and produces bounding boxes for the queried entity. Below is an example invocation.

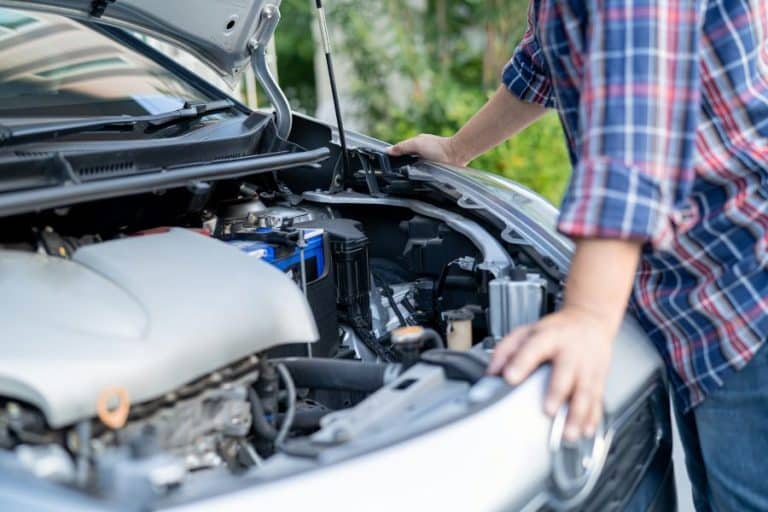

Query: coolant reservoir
[444,308,475,351]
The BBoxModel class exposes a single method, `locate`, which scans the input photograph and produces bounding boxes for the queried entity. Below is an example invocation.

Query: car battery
[227,227,340,358]
[227,227,326,283]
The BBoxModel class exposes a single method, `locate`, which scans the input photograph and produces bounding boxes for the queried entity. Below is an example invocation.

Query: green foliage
[273,0,317,113]
[472,114,570,205]
[274,0,571,205]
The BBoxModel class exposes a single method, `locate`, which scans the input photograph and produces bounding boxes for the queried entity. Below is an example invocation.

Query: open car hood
[0,0,279,81]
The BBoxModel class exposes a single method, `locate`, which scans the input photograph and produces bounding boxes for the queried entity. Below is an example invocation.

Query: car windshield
[0,7,211,120]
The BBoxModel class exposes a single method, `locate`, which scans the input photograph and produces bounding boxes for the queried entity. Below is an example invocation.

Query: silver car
[0,1,675,510]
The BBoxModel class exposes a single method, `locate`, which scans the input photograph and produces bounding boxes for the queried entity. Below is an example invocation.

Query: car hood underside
[0,0,278,81]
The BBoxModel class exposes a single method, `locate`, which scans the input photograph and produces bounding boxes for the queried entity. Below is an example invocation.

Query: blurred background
[278,0,570,205]
[153,0,571,206]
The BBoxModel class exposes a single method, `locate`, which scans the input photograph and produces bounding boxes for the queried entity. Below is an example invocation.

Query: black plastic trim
[0,148,329,217]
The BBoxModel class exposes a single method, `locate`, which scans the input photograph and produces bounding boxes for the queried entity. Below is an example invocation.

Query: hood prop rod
[314,0,352,192]
[249,4,293,140]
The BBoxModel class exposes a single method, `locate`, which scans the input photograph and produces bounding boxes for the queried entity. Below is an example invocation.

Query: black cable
[435,258,463,301]
[247,387,278,441]
[349,316,393,361]
[248,364,298,447]
[373,271,408,327]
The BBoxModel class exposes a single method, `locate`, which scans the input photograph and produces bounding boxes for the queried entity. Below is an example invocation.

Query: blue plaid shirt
[502,0,768,410]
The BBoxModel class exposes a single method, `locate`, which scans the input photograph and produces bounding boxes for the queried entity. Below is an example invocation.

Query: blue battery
[228,228,326,281]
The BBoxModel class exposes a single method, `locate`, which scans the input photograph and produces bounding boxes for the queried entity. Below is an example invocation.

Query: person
[388,1,768,510]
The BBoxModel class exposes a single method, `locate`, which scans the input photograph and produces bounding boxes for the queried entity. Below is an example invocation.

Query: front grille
[581,386,668,511]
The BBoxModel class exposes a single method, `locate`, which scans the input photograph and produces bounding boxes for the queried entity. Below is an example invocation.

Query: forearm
[563,238,643,338]
[450,86,547,164]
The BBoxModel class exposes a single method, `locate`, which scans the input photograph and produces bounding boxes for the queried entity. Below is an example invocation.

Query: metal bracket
[347,148,420,196]
[310,364,447,444]
[89,0,116,18]
[248,4,292,140]
[457,195,484,210]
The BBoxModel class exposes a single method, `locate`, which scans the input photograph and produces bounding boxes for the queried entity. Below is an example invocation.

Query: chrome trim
[548,405,612,510]
[316,6,332,54]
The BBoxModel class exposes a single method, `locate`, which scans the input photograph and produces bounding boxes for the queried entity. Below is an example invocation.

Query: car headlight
[548,405,612,509]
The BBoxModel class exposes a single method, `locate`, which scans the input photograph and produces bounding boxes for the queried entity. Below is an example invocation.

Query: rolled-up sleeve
[557,0,702,249]
[502,2,556,108]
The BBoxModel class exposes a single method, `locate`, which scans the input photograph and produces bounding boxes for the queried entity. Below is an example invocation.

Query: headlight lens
[548,405,611,509]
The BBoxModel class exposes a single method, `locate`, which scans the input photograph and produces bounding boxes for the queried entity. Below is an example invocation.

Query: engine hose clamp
[96,386,131,430]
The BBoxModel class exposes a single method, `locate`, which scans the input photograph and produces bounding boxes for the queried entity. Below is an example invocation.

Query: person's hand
[387,134,468,167]
[488,305,614,441]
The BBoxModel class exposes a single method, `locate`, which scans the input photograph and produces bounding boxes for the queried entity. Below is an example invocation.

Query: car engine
[0,177,556,500]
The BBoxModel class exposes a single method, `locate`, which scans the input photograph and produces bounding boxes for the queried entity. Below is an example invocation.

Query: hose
[421,327,446,350]
[247,363,298,446]
[274,363,296,447]
[247,387,277,441]
[273,357,402,393]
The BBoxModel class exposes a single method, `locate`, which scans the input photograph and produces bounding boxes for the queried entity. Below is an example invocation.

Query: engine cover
[0,229,318,428]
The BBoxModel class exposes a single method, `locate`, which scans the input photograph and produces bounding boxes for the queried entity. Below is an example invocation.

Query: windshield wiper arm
[0,99,236,147]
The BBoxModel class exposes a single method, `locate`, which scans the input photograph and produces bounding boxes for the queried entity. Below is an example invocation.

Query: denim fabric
[673,343,768,511]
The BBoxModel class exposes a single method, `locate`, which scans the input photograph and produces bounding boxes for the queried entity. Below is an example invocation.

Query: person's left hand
[487,305,615,441]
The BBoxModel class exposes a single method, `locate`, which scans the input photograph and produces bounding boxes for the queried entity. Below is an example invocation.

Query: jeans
[673,343,768,511]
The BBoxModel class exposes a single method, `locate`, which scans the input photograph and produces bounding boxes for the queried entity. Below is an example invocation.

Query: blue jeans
[673,343,768,511]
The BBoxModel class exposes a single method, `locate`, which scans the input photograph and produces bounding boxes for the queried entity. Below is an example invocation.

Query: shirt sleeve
[502,1,556,108]
[557,0,702,250]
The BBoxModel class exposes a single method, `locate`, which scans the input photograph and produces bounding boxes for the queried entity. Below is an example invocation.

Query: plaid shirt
[502,0,768,410]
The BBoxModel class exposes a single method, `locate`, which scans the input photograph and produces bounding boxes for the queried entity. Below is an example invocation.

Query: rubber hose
[421,328,446,350]
[247,387,278,441]
[274,363,296,446]
[273,358,402,393]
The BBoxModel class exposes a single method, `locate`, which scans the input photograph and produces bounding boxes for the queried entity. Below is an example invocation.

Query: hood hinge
[89,0,116,18]
[248,4,292,140]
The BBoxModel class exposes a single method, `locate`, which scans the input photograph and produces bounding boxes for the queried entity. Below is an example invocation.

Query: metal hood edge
[0,0,282,84]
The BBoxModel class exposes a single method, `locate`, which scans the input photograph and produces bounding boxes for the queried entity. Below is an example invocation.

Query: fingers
[487,310,611,441]
[564,381,593,441]
[544,354,577,416]
[386,137,419,156]
[502,330,556,385]
[564,369,607,441]
[584,369,607,436]
[586,400,603,438]
[487,325,532,375]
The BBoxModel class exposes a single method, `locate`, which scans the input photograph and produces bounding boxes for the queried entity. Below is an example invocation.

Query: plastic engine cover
[0,228,318,427]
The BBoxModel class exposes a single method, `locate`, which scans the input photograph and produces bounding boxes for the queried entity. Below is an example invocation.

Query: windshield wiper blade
[0,99,236,147]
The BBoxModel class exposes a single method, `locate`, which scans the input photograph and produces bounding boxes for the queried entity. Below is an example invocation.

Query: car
[0,1,676,511]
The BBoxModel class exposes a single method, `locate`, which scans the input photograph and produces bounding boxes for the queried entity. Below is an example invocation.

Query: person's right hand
[387,134,468,167]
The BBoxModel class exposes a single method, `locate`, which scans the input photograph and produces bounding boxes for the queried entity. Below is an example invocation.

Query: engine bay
[0,131,562,504]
